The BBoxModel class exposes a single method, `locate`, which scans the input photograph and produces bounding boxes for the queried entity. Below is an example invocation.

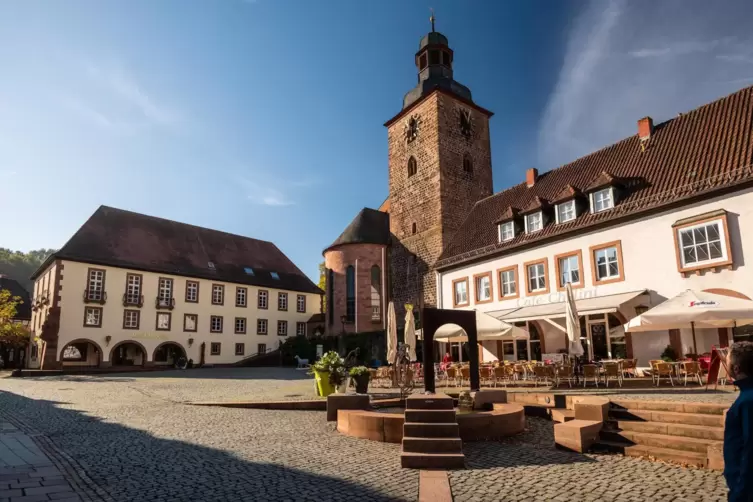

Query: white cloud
[238,175,299,207]
[538,0,753,171]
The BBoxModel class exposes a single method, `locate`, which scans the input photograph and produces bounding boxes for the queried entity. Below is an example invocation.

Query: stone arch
[59,338,104,366]
[152,341,187,365]
[702,288,751,300]
[407,156,417,177]
[527,320,547,354]
[109,339,148,366]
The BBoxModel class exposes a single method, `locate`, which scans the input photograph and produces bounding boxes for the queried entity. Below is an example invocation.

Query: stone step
[405,394,454,410]
[404,409,457,424]
[400,451,465,469]
[402,437,463,454]
[609,420,725,441]
[609,409,724,427]
[549,409,576,423]
[609,399,727,416]
[593,440,707,467]
[404,422,460,438]
[600,429,720,454]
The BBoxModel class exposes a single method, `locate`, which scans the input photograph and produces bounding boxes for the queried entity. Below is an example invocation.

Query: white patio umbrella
[404,305,417,362]
[417,310,527,342]
[566,282,584,357]
[624,289,753,354]
[386,301,398,364]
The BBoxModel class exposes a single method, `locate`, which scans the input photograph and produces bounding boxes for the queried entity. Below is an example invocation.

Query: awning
[486,290,648,323]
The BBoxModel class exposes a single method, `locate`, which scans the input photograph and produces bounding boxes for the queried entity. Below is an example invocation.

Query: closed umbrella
[566,283,584,357]
[404,305,417,362]
[386,301,398,364]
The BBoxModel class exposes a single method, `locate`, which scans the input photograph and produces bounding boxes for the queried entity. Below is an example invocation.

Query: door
[590,322,609,360]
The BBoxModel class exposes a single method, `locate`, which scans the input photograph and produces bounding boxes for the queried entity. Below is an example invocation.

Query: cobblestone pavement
[0,369,732,502]
[0,370,417,501]
[450,418,728,502]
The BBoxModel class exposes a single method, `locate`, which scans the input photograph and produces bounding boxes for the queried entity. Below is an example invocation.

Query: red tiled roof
[550,184,581,203]
[437,85,753,269]
[520,196,549,214]
[32,206,323,295]
[584,171,618,192]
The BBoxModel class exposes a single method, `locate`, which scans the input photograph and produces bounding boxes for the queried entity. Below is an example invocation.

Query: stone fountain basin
[337,403,526,443]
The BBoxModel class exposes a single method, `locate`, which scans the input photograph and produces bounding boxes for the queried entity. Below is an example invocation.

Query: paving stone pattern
[0,369,416,502]
[0,368,732,501]
[450,418,728,502]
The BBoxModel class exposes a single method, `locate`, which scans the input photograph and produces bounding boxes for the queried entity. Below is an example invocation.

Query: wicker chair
[603,362,622,388]
[533,366,551,387]
[445,367,458,387]
[681,361,703,386]
[582,364,600,388]
[557,365,576,388]
[655,362,674,386]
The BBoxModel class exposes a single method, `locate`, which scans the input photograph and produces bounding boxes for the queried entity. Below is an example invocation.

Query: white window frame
[524,212,543,233]
[591,188,614,213]
[124,310,139,329]
[158,278,173,301]
[556,200,576,224]
[475,274,491,302]
[500,269,516,297]
[558,255,581,286]
[594,246,620,281]
[212,285,224,305]
[296,322,306,336]
[278,292,288,311]
[87,269,105,300]
[257,318,268,335]
[527,263,546,292]
[84,307,102,327]
[156,312,171,330]
[677,218,729,268]
[296,294,306,313]
[235,343,245,356]
[236,287,247,307]
[186,281,199,302]
[498,221,515,242]
[184,314,197,332]
[277,320,288,336]
[257,343,266,354]
[258,290,268,309]
[210,342,221,355]
[126,274,141,303]
[235,317,246,334]
[210,315,223,333]
[454,280,468,306]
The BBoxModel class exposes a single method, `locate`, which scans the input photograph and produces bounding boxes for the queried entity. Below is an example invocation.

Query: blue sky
[2,1,753,283]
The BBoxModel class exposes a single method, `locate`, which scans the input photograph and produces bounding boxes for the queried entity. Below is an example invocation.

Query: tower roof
[323,208,390,254]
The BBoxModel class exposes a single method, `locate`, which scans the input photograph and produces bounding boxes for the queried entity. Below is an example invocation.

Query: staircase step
[609,399,727,415]
[600,429,719,454]
[609,409,724,427]
[405,409,457,424]
[550,409,576,423]
[405,394,454,410]
[402,437,463,454]
[594,440,707,467]
[400,451,465,469]
[404,422,460,438]
[610,420,724,441]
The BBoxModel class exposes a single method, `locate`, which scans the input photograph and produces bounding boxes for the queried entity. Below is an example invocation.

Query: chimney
[638,116,654,141]
[526,168,538,188]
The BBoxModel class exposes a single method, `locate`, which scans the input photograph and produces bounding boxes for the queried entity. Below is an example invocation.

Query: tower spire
[429,8,435,32]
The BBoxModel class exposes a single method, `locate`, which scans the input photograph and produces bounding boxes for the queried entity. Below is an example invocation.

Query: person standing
[724,341,753,502]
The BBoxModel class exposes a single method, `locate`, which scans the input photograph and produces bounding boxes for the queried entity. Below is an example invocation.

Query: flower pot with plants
[311,351,345,397]
[349,366,370,394]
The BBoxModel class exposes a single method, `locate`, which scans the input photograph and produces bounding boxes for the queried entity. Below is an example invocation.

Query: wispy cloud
[538,0,753,170]
[237,174,310,207]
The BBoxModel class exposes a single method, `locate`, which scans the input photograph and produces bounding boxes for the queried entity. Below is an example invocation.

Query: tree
[0,248,55,292]
[0,289,30,348]
[318,262,327,313]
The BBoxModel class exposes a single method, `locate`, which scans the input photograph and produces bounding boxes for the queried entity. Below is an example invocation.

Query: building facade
[30,206,322,369]
[325,23,753,366]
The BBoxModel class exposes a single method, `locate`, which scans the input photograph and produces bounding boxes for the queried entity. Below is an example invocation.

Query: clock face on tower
[458,108,473,139]
[404,114,421,144]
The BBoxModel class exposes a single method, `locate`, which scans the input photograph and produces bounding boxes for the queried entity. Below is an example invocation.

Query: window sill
[498,293,520,301]
[526,288,550,297]
[556,282,585,292]
[474,297,493,305]
[679,260,733,276]
[594,275,624,285]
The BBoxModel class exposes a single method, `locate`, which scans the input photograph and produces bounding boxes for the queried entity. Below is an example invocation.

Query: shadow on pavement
[0,391,410,501]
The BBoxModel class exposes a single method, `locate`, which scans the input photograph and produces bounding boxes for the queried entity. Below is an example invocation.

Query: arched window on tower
[370,265,381,321]
[327,268,334,326]
[463,154,473,176]
[345,265,355,323]
[407,156,417,177]
[412,222,417,235]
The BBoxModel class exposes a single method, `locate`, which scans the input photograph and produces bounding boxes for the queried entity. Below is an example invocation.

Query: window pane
[707,223,720,241]
[684,247,696,264]
[571,269,580,283]
[697,244,710,261]
[680,230,694,247]
[709,241,723,259]
[693,227,706,242]
[598,263,608,278]
[608,262,619,276]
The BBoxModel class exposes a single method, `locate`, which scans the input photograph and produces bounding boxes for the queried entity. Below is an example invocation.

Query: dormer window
[244,267,254,275]
[591,187,614,213]
[556,200,576,223]
[498,221,515,242]
[525,212,543,233]
[270,272,280,280]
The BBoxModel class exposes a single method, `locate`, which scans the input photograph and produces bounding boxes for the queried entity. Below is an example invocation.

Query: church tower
[385,18,494,316]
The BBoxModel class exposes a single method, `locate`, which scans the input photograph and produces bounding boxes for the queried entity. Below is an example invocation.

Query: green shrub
[661,345,678,362]
[349,366,370,377]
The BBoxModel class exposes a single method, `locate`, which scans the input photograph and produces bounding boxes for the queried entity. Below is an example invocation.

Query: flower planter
[353,373,370,394]
[314,370,334,397]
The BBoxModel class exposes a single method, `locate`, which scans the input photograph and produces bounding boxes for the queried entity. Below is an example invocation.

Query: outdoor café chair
[460,366,471,387]
[681,361,703,386]
[603,362,622,388]
[493,366,507,388]
[582,364,600,388]
[648,359,663,384]
[445,367,458,387]
[557,365,575,388]
[655,362,674,387]
[533,365,551,387]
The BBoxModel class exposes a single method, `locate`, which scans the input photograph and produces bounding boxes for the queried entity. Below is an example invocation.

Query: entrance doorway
[153,343,186,366]
[111,342,145,366]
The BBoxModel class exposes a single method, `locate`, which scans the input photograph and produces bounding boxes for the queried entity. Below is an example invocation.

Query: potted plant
[311,351,345,397]
[661,345,678,362]
[349,366,371,394]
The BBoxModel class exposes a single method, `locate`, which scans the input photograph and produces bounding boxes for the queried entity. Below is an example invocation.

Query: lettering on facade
[131,332,171,341]
[515,287,600,308]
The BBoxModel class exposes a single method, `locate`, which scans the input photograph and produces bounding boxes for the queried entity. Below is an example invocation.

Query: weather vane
[429,8,435,32]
